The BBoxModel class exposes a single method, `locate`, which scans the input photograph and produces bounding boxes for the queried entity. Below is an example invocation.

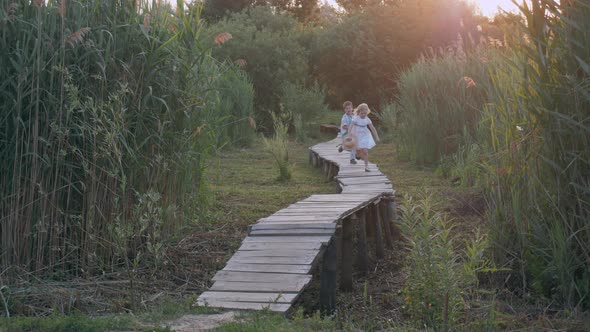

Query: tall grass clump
[263,111,291,181]
[481,0,590,310]
[400,195,495,329]
[0,0,253,289]
[281,82,329,142]
[394,47,497,164]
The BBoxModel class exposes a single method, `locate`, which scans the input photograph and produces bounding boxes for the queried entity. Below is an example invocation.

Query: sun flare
[469,0,520,16]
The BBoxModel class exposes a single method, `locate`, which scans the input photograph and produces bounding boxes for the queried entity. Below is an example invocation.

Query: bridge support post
[340,216,354,291]
[387,198,401,241]
[380,200,393,249]
[355,210,368,276]
[373,202,385,259]
[366,205,375,238]
[320,238,337,315]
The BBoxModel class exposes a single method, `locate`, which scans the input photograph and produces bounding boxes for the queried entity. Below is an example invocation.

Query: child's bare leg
[363,149,369,168]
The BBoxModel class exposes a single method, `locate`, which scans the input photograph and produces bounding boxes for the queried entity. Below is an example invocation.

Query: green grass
[203,136,337,230]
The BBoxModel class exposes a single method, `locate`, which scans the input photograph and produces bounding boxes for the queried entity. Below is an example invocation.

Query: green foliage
[393,48,494,165]
[400,194,495,329]
[393,0,590,311]
[481,0,590,310]
[205,6,309,128]
[0,313,168,332]
[0,0,254,288]
[399,195,462,327]
[312,0,481,108]
[281,82,329,142]
[263,111,292,181]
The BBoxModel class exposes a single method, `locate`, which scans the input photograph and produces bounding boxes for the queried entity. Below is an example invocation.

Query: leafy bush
[205,6,309,128]
[400,195,495,329]
[311,0,481,108]
[281,82,329,141]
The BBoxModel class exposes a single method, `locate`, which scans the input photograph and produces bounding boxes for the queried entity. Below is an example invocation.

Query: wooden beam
[380,200,393,249]
[340,216,354,292]
[373,203,385,259]
[320,238,337,315]
[355,210,368,276]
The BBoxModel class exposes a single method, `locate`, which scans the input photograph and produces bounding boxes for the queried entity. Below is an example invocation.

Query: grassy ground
[3,130,588,331]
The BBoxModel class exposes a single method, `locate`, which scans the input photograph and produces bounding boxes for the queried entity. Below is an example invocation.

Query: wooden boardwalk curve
[196,137,395,313]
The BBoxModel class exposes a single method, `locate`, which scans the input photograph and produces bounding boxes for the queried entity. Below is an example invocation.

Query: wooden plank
[213,271,312,283]
[249,229,336,237]
[260,215,337,222]
[227,255,317,265]
[223,263,312,274]
[198,291,298,304]
[239,242,323,251]
[196,299,291,312]
[251,223,337,230]
[232,249,319,257]
[242,236,331,244]
[210,280,309,293]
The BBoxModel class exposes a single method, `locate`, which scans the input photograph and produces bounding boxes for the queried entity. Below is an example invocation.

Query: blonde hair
[354,103,370,115]
[343,100,353,109]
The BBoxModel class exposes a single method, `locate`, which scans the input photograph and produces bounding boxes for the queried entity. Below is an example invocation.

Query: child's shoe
[350,159,357,164]
[338,146,343,153]
[365,168,371,172]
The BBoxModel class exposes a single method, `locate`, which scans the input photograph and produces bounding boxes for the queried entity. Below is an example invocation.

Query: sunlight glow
[470,0,520,16]
[323,0,521,17]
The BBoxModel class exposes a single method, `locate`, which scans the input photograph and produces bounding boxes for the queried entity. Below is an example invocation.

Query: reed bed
[393,0,590,311]
[0,0,254,296]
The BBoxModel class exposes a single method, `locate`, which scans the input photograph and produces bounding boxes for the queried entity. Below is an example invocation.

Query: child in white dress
[349,103,380,172]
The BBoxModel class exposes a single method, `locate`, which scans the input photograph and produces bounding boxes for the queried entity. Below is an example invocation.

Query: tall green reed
[0,0,254,283]
[482,0,590,309]
[391,0,590,310]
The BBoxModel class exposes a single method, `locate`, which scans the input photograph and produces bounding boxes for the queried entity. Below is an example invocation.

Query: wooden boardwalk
[196,137,395,313]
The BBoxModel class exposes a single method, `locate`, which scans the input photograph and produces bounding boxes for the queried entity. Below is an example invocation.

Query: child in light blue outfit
[339,101,357,164]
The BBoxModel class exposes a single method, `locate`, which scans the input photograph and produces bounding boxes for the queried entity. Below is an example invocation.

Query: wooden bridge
[196,137,397,314]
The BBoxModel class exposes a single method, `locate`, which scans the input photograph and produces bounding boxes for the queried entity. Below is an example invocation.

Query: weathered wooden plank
[198,291,298,304]
[223,263,312,274]
[249,228,336,237]
[227,255,317,265]
[251,223,337,230]
[196,299,291,312]
[210,280,309,293]
[260,215,337,222]
[239,242,323,251]
[242,236,331,244]
[213,271,312,284]
[232,249,319,257]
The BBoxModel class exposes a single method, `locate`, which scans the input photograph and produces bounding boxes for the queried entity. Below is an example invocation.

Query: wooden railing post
[355,210,368,275]
[373,202,385,259]
[380,200,393,249]
[340,216,354,291]
[320,238,337,315]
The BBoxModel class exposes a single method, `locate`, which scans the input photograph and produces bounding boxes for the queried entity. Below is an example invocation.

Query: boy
[339,101,357,164]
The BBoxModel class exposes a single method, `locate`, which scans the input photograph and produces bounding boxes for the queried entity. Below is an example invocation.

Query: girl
[349,103,380,172]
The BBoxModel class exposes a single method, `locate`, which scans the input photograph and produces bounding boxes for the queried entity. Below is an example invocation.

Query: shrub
[263,111,292,181]
[205,6,309,129]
